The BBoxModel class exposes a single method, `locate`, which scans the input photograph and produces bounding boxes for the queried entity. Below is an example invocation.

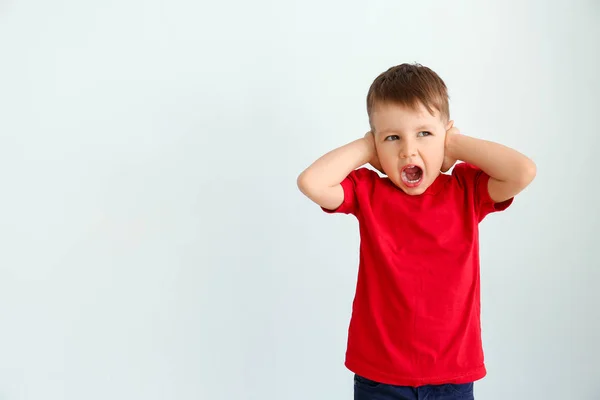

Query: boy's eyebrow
[414,125,435,131]
[377,125,435,134]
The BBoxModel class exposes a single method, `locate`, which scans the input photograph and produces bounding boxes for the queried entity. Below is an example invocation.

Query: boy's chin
[392,178,430,195]
[401,185,428,195]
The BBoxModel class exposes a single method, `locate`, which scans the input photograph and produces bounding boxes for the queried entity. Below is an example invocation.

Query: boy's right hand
[364,131,384,174]
[297,133,380,210]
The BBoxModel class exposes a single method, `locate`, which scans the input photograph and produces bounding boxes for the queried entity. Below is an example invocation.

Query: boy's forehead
[371,102,441,132]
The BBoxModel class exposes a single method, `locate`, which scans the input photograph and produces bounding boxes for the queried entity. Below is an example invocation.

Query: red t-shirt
[322,162,513,386]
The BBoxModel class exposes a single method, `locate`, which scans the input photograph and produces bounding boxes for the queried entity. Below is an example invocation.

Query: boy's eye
[417,131,432,137]
[384,135,400,141]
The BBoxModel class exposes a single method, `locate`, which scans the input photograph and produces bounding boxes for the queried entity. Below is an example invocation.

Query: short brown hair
[366,63,450,124]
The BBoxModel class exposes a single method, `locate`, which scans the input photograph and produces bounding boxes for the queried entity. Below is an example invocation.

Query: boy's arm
[297,132,376,210]
[445,128,537,203]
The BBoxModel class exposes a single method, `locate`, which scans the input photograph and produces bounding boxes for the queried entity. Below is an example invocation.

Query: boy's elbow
[519,159,537,187]
[297,171,313,196]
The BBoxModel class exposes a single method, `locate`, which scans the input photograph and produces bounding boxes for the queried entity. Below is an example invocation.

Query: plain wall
[0,0,598,399]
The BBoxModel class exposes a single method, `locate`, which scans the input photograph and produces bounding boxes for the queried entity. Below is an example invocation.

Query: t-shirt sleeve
[321,167,378,216]
[452,162,514,221]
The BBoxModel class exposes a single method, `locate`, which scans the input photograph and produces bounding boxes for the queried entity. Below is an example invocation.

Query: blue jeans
[354,374,474,400]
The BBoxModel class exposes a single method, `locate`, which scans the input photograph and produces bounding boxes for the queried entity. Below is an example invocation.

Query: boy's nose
[400,147,417,159]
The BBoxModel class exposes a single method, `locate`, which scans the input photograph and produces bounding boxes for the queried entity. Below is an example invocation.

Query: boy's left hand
[441,121,459,172]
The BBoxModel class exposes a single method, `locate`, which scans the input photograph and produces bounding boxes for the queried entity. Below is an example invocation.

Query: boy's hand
[441,121,459,172]
[364,131,384,173]
[297,133,378,210]
[442,122,536,203]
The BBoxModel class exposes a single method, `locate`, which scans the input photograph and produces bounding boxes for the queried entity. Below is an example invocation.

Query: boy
[297,63,536,400]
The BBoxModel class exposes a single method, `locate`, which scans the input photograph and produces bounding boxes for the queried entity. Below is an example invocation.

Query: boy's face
[371,101,452,195]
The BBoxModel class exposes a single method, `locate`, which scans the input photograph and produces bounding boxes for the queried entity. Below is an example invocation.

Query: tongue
[405,166,422,181]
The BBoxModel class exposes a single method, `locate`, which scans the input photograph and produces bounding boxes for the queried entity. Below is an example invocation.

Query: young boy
[297,63,536,400]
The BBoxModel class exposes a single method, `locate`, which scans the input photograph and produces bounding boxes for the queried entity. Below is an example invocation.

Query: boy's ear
[445,120,454,131]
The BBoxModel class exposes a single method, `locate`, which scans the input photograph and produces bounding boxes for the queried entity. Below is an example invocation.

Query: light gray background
[0,0,598,399]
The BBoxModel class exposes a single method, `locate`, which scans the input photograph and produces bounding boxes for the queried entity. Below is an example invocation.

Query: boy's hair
[366,63,450,124]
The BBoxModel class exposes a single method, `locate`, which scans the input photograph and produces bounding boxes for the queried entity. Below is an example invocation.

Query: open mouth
[401,164,424,187]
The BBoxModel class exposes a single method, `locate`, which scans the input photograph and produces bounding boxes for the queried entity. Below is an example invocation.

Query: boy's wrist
[362,132,377,163]
[445,128,464,161]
